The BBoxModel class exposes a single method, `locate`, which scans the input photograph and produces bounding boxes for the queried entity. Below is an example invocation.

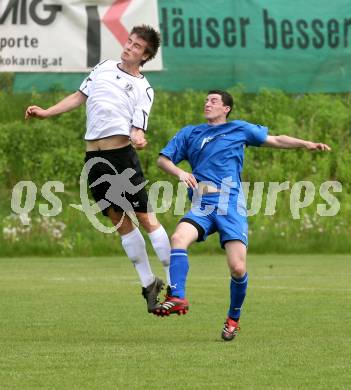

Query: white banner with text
[0,0,162,72]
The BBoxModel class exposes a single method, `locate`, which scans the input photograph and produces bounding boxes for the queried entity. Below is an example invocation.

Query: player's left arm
[262,135,331,151]
[131,87,154,150]
[130,127,147,150]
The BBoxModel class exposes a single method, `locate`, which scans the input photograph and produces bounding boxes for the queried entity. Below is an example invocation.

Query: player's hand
[130,128,147,150]
[25,106,49,120]
[305,142,331,151]
[178,170,197,189]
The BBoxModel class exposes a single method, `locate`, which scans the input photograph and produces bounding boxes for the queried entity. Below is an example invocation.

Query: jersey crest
[200,134,226,149]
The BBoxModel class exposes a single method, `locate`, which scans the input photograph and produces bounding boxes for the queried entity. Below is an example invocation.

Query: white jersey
[79,60,154,140]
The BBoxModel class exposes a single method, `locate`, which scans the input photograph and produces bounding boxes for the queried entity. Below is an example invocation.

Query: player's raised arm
[25,91,87,120]
[262,135,331,151]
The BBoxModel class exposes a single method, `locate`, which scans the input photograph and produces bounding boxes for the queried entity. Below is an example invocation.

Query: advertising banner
[154,0,351,92]
[0,0,162,72]
[5,0,351,92]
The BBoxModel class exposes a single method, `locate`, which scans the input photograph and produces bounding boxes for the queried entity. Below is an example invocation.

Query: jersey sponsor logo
[123,81,134,96]
[200,134,226,149]
[200,136,214,149]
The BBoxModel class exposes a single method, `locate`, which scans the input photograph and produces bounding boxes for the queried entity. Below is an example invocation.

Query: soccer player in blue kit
[156,90,330,341]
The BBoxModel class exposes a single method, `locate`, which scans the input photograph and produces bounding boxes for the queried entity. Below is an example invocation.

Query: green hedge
[0,89,349,255]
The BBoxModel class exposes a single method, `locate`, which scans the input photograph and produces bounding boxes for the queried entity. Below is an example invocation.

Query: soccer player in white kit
[25,25,170,314]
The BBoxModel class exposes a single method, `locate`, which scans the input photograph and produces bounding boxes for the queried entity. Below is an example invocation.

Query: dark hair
[207,90,234,117]
[130,25,161,66]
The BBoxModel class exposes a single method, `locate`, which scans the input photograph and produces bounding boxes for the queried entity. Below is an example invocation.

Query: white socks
[121,228,154,288]
[148,225,171,285]
[121,226,171,287]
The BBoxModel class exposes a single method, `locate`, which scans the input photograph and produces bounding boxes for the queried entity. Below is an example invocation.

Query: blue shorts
[180,194,248,248]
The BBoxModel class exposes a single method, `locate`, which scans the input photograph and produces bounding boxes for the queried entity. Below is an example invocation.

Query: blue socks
[228,273,248,320]
[169,249,247,319]
[169,249,189,298]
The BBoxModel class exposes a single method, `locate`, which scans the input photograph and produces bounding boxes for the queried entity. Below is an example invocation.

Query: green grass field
[1,254,350,389]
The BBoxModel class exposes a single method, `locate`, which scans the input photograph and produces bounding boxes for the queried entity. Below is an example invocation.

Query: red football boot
[154,286,189,316]
[221,318,240,341]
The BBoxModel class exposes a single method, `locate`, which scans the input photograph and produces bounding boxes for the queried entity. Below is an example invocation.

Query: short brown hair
[130,25,161,66]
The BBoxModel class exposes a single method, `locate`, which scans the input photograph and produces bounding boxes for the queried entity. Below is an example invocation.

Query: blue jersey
[160,120,268,196]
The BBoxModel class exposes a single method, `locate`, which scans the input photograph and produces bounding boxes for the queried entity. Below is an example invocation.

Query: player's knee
[229,262,246,278]
[110,215,121,226]
[171,231,188,249]
[107,208,124,225]
[110,215,133,235]
[138,213,160,232]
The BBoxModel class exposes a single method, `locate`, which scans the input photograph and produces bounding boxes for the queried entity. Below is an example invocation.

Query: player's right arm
[25,91,86,120]
[157,155,197,189]
[158,126,197,188]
